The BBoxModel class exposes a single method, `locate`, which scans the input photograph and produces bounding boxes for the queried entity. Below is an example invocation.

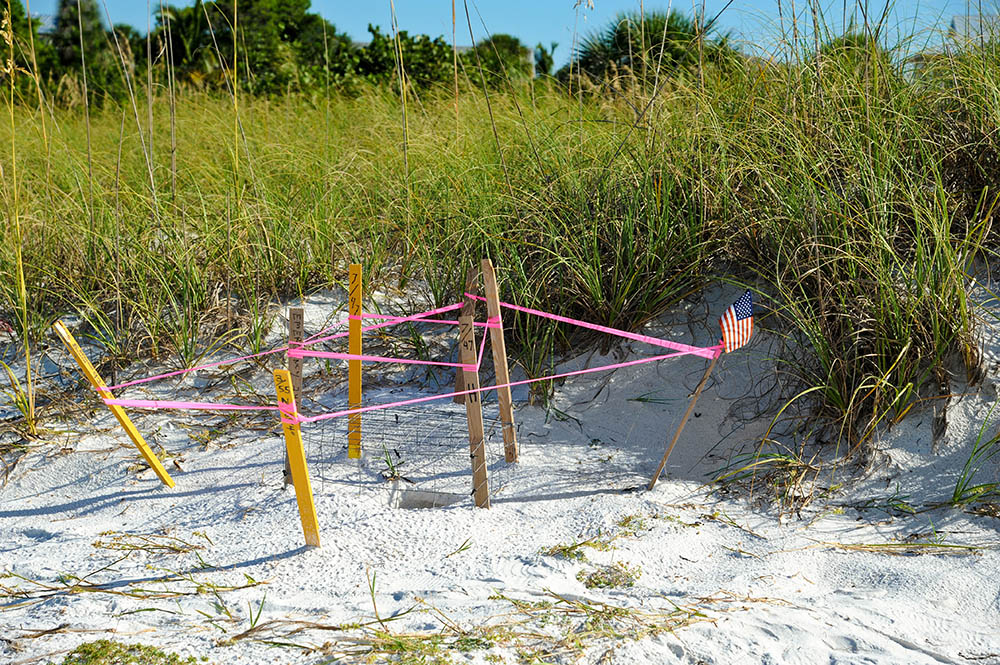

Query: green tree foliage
[356,24,451,87]
[157,0,354,93]
[52,0,104,71]
[156,1,217,86]
[535,41,557,77]
[50,0,123,101]
[560,9,734,85]
[465,33,531,85]
[292,12,355,87]
[193,0,303,93]
[26,0,531,100]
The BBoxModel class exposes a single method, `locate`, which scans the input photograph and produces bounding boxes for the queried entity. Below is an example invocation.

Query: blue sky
[23,1,994,65]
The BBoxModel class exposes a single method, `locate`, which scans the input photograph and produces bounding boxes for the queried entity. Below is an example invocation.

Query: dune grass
[2,8,1000,477]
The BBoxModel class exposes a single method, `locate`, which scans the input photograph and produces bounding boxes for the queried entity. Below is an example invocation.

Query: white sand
[1,284,999,664]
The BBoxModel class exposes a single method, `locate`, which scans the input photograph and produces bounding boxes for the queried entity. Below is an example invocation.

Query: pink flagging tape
[288,315,494,371]
[297,344,723,424]
[290,348,477,371]
[103,398,280,412]
[277,400,298,426]
[102,342,719,419]
[101,302,470,392]
[102,345,290,392]
[94,289,721,416]
[303,302,466,345]
[356,313,502,328]
[475,317,490,369]
[465,294,718,359]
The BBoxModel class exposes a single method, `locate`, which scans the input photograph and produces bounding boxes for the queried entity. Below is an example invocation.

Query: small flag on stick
[720,290,754,353]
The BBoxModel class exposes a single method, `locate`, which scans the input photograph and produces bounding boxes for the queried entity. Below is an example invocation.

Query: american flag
[719,290,753,353]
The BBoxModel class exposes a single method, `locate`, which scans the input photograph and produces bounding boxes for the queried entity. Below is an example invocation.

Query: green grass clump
[61,640,201,665]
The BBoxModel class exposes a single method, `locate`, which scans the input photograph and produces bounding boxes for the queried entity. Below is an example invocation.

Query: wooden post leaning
[52,321,175,488]
[458,316,490,508]
[453,265,480,403]
[347,263,362,459]
[647,352,720,490]
[273,369,321,547]
[481,259,518,463]
[284,306,305,486]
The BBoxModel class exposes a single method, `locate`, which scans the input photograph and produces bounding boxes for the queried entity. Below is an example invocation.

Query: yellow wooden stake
[348,264,362,459]
[482,259,518,463]
[273,369,321,548]
[459,316,490,508]
[52,321,174,488]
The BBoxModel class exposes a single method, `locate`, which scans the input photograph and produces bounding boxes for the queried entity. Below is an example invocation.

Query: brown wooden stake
[647,353,720,490]
[481,258,518,462]
[459,315,490,508]
[453,265,479,403]
[284,306,305,486]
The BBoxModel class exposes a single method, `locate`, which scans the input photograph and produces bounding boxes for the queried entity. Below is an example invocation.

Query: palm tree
[561,9,732,84]
[156,1,218,85]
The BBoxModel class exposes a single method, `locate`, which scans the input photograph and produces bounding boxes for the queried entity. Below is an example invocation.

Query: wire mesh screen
[301,394,516,507]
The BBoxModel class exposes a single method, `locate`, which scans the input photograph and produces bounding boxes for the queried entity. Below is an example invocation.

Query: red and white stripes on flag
[719,290,754,353]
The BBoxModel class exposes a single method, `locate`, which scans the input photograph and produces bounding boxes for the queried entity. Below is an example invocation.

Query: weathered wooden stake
[458,316,490,508]
[284,306,305,486]
[52,321,174,488]
[273,369,321,547]
[347,263,363,459]
[481,258,518,462]
[647,353,720,490]
[453,265,479,403]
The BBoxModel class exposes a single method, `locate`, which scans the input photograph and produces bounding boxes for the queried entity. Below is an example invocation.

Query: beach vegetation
[1,1,999,494]
[576,562,642,589]
[60,640,200,665]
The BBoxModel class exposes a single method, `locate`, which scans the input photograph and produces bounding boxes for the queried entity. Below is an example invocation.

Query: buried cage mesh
[299,393,517,507]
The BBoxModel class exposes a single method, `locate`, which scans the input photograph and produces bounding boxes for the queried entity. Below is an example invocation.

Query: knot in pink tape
[277,400,300,426]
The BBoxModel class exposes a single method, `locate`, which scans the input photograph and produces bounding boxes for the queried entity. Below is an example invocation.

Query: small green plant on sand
[541,536,612,561]
[576,562,642,589]
[615,514,647,536]
[953,403,1000,506]
[60,640,201,665]
[542,514,653,561]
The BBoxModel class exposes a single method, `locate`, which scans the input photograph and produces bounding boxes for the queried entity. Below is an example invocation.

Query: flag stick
[647,352,720,490]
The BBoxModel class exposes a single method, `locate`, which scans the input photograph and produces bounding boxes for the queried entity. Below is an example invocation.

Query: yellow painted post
[273,369,321,548]
[459,316,490,508]
[284,307,305,486]
[453,265,479,404]
[348,263,363,459]
[481,259,518,462]
[52,321,174,488]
